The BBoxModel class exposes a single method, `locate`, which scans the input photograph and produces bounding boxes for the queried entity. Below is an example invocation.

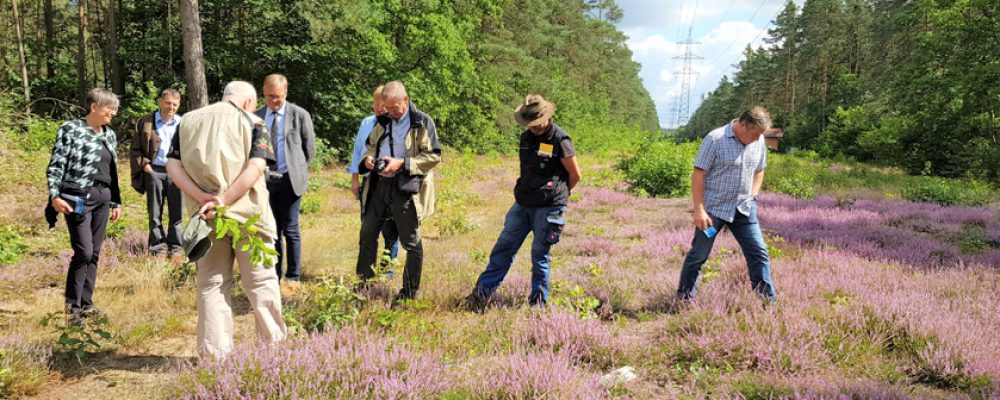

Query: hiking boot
[81,306,101,318]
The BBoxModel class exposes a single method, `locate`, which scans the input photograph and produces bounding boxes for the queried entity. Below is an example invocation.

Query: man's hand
[381,157,405,174]
[350,179,361,197]
[143,164,153,173]
[363,156,375,171]
[198,199,222,221]
[693,207,713,230]
[110,208,121,221]
[52,197,73,214]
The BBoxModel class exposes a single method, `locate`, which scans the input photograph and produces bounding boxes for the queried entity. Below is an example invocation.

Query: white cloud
[617,0,801,127]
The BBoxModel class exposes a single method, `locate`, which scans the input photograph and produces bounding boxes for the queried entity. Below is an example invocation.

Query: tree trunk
[179,0,208,109]
[11,0,31,114]
[77,0,88,107]
[44,0,54,78]
[105,0,124,96]
[166,0,172,68]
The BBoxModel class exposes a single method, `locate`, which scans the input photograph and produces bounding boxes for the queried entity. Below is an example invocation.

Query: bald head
[222,81,258,111]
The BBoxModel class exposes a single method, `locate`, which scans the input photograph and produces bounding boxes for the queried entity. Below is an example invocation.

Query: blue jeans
[473,203,565,305]
[677,200,776,300]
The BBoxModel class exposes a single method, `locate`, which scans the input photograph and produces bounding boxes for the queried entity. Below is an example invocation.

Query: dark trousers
[146,165,183,252]
[356,189,400,262]
[268,173,302,281]
[65,186,111,311]
[357,176,422,296]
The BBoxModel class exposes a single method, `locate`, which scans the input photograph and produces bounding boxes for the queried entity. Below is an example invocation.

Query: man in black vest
[467,94,582,307]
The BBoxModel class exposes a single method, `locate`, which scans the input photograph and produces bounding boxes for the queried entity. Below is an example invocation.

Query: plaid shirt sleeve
[693,135,716,171]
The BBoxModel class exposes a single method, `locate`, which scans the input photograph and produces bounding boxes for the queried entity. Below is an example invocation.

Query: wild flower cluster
[0,335,52,397]
[175,327,451,399]
[758,193,1000,268]
[173,325,612,400]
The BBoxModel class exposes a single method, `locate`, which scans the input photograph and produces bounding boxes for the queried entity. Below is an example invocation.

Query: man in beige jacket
[166,81,286,358]
[356,81,441,306]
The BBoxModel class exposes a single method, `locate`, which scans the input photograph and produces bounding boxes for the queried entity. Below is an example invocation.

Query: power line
[708,0,770,64]
[673,27,703,126]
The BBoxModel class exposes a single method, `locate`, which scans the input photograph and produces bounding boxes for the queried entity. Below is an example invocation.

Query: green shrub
[767,173,816,199]
[901,177,993,206]
[300,196,321,215]
[283,277,364,334]
[311,138,340,168]
[39,311,114,361]
[620,141,699,197]
[0,226,26,266]
[19,117,62,152]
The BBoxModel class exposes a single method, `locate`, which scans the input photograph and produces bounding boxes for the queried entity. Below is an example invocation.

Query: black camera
[374,158,389,174]
[266,169,284,183]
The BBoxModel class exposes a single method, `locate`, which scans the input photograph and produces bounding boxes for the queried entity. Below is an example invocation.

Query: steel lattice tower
[673,28,703,127]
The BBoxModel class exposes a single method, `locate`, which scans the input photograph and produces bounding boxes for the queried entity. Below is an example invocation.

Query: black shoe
[391,290,415,309]
[81,306,100,318]
[464,292,487,312]
[65,306,83,327]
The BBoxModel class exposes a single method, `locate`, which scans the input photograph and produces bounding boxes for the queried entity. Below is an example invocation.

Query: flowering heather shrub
[0,335,53,397]
[106,227,146,258]
[563,237,624,257]
[571,187,636,211]
[174,327,452,399]
[515,310,630,369]
[758,193,1000,268]
[457,351,609,400]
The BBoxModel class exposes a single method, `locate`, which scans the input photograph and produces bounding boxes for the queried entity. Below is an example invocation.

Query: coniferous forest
[0,0,659,153]
[680,0,999,182]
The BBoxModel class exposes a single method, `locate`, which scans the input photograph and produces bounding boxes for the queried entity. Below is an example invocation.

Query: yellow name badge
[537,143,554,158]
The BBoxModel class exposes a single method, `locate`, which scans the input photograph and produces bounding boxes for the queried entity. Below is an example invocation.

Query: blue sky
[615,0,802,128]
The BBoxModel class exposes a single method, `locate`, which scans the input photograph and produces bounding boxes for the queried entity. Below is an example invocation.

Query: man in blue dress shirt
[256,74,317,291]
[348,85,399,275]
[130,89,184,257]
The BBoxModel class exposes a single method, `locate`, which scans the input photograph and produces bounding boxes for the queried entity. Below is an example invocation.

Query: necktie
[269,113,279,146]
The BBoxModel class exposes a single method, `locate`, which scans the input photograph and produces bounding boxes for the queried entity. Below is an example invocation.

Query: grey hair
[158,88,181,100]
[85,88,119,111]
[222,81,257,103]
[739,106,772,131]
[381,81,408,100]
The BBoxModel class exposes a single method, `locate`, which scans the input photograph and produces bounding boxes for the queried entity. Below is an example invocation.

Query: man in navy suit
[256,74,317,293]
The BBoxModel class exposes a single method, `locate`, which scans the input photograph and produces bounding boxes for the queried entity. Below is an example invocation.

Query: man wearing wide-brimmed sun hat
[467,94,582,309]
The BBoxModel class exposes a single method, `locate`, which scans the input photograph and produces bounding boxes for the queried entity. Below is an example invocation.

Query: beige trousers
[196,234,287,358]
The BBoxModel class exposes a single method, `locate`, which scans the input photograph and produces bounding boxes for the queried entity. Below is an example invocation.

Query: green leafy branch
[39,312,113,362]
[212,206,279,268]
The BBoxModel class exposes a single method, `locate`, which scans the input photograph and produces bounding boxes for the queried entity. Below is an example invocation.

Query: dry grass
[3,130,999,399]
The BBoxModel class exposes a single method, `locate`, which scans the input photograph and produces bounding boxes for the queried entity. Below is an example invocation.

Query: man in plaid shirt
[677,107,776,302]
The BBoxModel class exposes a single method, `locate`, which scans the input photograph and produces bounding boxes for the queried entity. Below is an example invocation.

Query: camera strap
[374,121,394,159]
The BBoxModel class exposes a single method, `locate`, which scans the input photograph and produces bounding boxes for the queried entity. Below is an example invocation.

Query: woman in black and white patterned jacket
[46,88,123,325]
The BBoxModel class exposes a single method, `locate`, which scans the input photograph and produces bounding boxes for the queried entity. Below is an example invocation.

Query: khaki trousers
[196,234,287,358]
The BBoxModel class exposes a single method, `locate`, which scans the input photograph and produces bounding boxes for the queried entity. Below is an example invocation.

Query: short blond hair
[263,74,288,89]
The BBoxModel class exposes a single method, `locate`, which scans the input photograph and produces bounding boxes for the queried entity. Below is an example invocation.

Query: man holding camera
[676,106,776,303]
[255,74,316,292]
[347,85,399,273]
[356,81,441,306]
